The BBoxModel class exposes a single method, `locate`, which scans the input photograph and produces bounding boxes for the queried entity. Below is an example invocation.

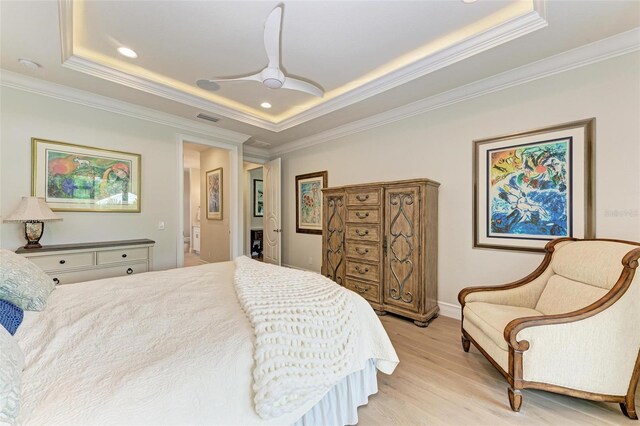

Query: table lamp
[4,197,62,249]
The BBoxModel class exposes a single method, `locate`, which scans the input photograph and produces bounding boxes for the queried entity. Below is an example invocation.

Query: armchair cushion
[551,241,636,289]
[535,275,608,315]
[464,302,542,351]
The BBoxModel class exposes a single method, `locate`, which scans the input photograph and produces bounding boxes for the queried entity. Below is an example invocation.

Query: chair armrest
[458,238,573,309]
[504,247,640,352]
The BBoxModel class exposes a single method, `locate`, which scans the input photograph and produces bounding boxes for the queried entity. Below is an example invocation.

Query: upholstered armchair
[458,238,640,419]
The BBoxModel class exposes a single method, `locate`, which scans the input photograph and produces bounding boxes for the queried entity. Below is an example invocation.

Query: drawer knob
[355,247,369,255]
[355,229,369,237]
[59,259,66,264]
[356,194,370,202]
[126,268,134,275]
[356,212,370,219]
[355,266,369,274]
[122,254,127,258]
[53,278,60,285]
[355,284,368,293]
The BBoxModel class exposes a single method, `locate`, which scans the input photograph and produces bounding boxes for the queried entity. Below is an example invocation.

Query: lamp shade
[3,197,62,223]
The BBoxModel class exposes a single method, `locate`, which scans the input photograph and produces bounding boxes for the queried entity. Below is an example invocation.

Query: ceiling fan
[196,5,324,98]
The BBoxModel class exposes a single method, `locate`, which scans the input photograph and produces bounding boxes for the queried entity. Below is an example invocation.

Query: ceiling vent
[250,140,271,147]
[196,113,220,123]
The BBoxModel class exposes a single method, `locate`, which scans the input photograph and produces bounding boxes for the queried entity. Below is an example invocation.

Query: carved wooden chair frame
[458,237,640,419]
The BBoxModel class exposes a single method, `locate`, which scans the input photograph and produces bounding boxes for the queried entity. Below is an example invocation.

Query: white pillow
[0,326,24,425]
[0,249,55,311]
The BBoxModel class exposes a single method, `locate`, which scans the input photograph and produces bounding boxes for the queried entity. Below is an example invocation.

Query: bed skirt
[293,359,378,426]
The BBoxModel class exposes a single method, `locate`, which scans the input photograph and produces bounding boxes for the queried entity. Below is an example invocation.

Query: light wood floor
[183,252,207,267]
[357,314,634,425]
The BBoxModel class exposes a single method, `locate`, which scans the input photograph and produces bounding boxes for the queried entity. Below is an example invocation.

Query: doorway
[244,162,264,261]
[177,135,241,268]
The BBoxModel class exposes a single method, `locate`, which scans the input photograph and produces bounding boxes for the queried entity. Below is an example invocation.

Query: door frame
[176,134,243,267]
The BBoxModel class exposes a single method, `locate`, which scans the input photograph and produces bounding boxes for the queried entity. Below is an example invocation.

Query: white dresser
[17,239,155,285]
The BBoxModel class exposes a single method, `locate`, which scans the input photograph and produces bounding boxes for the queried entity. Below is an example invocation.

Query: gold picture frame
[31,138,141,212]
[473,118,595,252]
[206,167,223,220]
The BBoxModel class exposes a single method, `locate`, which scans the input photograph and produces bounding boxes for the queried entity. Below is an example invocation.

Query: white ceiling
[1,1,639,149]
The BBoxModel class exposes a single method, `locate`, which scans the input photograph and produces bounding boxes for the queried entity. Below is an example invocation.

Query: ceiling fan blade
[197,72,262,90]
[281,77,324,97]
[264,6,282,68]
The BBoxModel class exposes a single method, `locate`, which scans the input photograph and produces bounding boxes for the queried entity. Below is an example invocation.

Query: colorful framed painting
[295,171,328,234]
[206,167,223,220]
[253,179,264,217]
[473,119,595,252]
[31,138,141,212]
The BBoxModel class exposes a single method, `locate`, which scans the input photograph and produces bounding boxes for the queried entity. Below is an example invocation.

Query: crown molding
[58,0,546,133]
[0,70,251,145]
[271,27,640,156]
[242,145,270,160]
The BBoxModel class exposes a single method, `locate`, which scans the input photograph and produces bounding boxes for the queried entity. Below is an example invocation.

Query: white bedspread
[15,261,398,425]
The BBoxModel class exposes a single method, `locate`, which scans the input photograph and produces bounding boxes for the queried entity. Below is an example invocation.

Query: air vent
[250,140,271,147]
[196,113,220,123]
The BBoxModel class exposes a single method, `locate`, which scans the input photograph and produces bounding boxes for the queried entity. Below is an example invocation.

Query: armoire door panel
[384,186,421,312]
[323,193,346,285]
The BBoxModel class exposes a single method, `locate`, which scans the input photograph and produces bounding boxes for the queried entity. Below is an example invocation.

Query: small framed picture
[31,138,141,212]
[473,119,595,252]
[206,167,223,220]
[253,179,263,217]
[295,171,328,234]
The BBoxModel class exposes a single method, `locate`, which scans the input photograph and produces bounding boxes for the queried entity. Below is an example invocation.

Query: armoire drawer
[345,278,381,303]
[28,252,95,271]
[97,247,149,265]
[346,224,380,242]
[346,189,381,206]
[346,208,380,224]
[346,260,380,282]
[50,262,148,285]
[346,243,380,262]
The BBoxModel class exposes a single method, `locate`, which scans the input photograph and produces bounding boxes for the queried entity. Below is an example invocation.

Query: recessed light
[462,0,477,3]
[117,47,138,59]
[260,102,272,109]
[18,58,41,70]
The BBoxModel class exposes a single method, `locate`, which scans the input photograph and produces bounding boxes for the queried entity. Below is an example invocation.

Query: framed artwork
[253,179,264,217]
[31,138,141,212]
[473,119,595,252]
[206,167,223,220]
[295,171,328,234]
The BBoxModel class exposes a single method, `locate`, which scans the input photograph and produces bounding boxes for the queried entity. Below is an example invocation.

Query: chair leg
[461,335,470,352]
[620,397,638,420]
[508,387,523,412]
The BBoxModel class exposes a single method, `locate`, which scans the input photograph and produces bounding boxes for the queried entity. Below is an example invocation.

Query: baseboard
[438,301,461,319]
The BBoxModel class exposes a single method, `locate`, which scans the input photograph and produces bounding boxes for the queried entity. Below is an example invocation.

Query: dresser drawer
[346,224,380,242]
[345,278,381,303]
[50,262,148,285]
[28,252,95,271]
[346,243,380,262]
[97,247,149,265]
[346,189,381,206]
[346,260,380,282]
[346,208,380,224]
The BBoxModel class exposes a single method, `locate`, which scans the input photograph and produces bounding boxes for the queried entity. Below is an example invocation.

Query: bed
[11,258,399,425]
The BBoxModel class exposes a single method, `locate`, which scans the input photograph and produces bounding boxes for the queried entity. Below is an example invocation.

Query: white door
[263,158,281,265]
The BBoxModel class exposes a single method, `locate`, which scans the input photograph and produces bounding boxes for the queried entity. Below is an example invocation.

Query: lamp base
[24,221,44,250]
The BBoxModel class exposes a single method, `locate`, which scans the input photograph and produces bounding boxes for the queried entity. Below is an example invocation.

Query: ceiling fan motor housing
[261,67,285,89]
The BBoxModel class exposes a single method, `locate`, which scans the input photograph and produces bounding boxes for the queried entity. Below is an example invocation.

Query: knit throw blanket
[233,256,358,419]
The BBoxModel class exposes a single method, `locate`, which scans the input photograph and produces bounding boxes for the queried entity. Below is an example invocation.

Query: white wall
[279,52,640,308]
[0,87,236,270]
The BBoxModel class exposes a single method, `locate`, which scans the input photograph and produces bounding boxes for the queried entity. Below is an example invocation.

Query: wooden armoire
[321,179,439,326]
